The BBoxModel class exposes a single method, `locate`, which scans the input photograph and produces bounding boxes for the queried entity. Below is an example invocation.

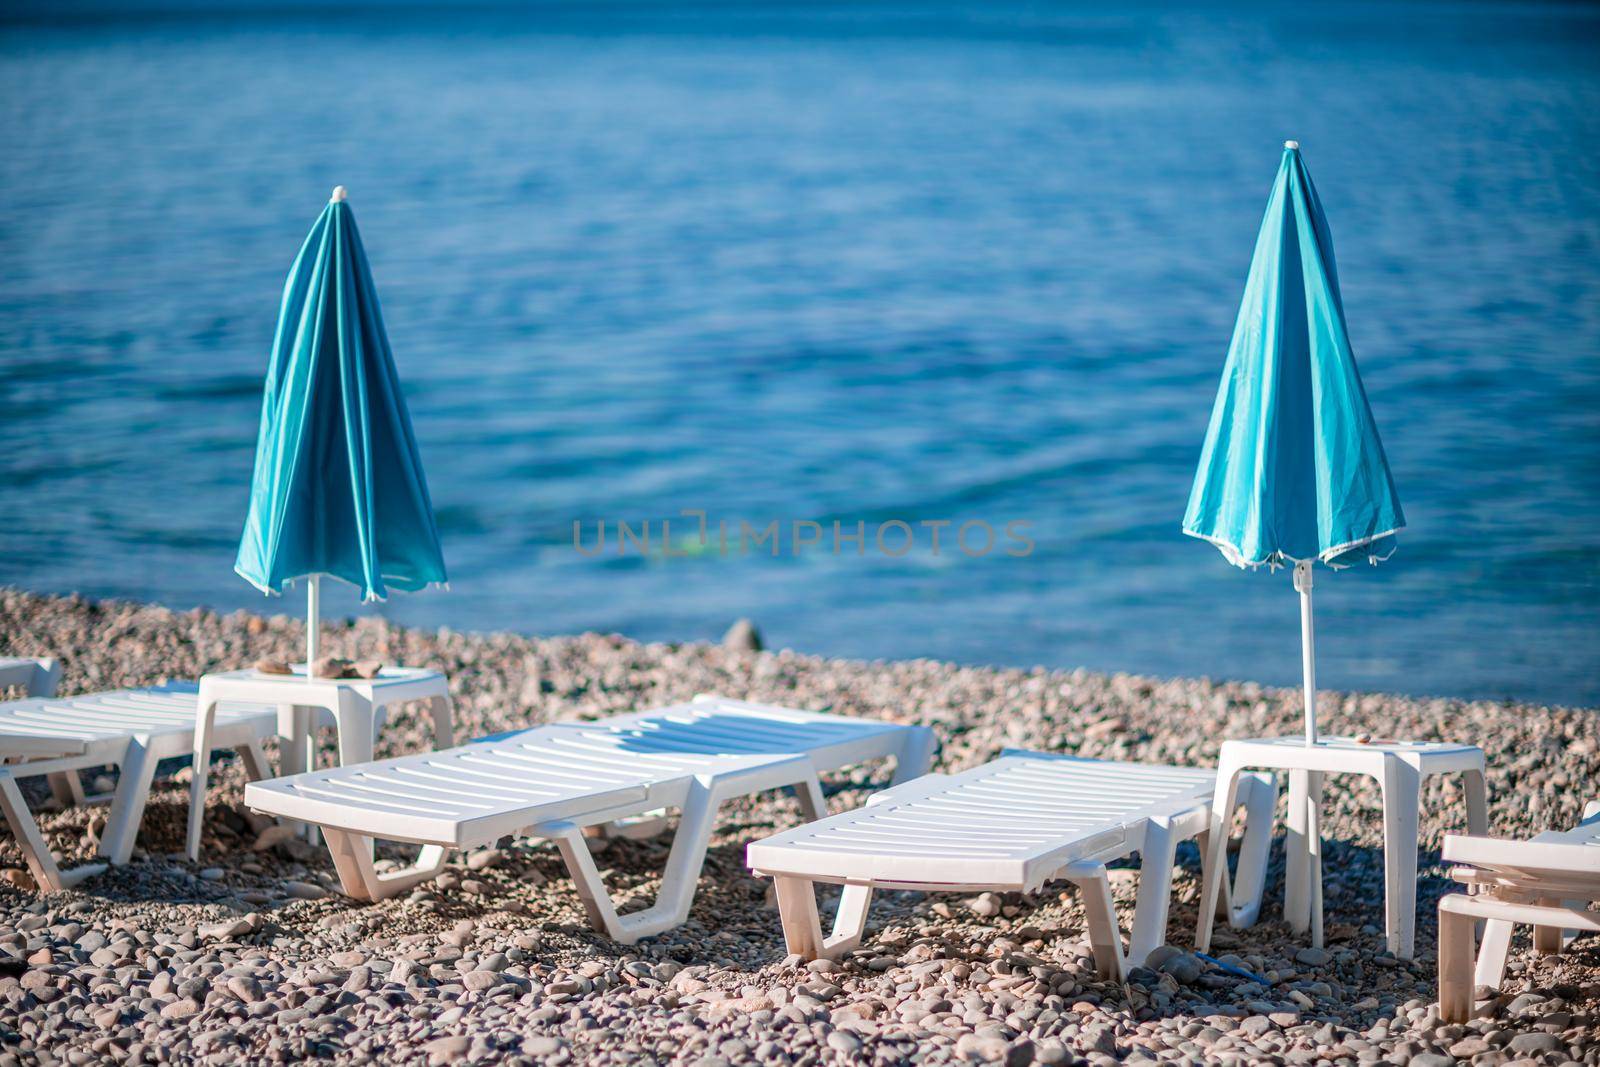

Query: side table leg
[1285,768,1311,934]
[287,705,316,842]
[1307,770,1324,950]
[429,694,455,750]
[1195,753,1244,954]
[186,699,220,862]
[337,693,377,860]
[1379,759,1422,959]
[1463,764,1489,836]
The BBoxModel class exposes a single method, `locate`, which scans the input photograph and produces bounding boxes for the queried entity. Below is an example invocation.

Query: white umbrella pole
[1293,560,1317,746]
[307,575,320,668]
[1292,558,1323,946]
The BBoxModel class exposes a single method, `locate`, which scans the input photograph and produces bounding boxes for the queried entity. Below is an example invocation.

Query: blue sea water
[1,2,1597,706]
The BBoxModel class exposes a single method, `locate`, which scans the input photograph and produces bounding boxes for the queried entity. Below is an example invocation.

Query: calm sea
[2,2,1597,706]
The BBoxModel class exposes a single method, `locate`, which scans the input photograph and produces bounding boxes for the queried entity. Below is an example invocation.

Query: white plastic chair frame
[748,753,1278,980]
[1437,801,1600,1023]
[246,695,935,943]
[0,657,82,808]
[0,686,275,891]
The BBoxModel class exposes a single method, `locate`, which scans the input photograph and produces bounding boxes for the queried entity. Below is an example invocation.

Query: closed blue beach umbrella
[236,187,446,664]
[1183,142,1404,745]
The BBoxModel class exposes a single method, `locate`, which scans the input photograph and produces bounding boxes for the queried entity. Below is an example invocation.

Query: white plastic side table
[187,666,453,860]
[1196,735,1487,960]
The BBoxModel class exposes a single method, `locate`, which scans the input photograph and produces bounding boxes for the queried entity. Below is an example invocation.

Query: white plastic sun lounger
[746,752,1277,980]
[0,684,276,891]
[1437,801,1600,1022]
[244,695,935,943]
[0,656,76,808]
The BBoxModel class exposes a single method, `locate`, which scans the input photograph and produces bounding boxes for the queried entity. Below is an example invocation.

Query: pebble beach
[1,589,1597,1067]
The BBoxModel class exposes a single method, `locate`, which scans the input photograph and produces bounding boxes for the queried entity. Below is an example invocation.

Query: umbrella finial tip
[1283,140,1300,151]
[330,185,348,203]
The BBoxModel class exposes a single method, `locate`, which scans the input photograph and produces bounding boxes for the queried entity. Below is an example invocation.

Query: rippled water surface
[2,2,1598,705]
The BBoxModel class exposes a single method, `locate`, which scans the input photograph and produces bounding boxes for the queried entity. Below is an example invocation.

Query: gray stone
[159,998,200,1020]
[968,893,1003,919]
[1507,1032,1562,1055]
[523,1036,566,1056]
[226,975,263,1003]
[1156,953,1205,986]
[1408,1056,1455,1067]
[282,881,327,900]
[722,619,763,652]
[462,970,500,992]
[826,1031,862,1055]
[197,918,251,941]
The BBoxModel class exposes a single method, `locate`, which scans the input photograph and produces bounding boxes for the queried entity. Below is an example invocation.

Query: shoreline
[3,587,1585,717]
[1,589,1597,1065]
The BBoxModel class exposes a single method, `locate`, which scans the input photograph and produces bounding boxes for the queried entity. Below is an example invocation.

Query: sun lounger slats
[244,696,935,943]
[247,701,925,846]
[749,755,1220,886]
[244,735,658,845]
[747,753,1279,976]
[0,683,276,892]
[0,685,268,742]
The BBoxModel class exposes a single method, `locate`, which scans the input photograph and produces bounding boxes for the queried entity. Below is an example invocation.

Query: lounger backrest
[749,754,1215,889]
[1443,817,1600,887]
[606,696,909,764]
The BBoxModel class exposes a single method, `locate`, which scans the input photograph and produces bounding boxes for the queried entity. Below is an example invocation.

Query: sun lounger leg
[1196,753,1244,953]
[186,698,220,862]
[1068,864,1128,982]
[773,876,826,958]
[1475,918,1514,990]
[768,877,873,961]
[47,772,85,809]
[547,783,726,944]
[0,773,65,892]
[828,884,874,955]
[1438,898,1477,1024]
[549,821,628,936]
[794,776,827,823]
[1532,897,1566,954]
[0,773,105,893]
[889,726,937,786]
[643,784,722,931]
[323,828,380,900]
[1380,760,1422,958]
[100,736,156,865]
[320,828,448,902]
[1129,817,1177,966]
[239,740,272,784]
